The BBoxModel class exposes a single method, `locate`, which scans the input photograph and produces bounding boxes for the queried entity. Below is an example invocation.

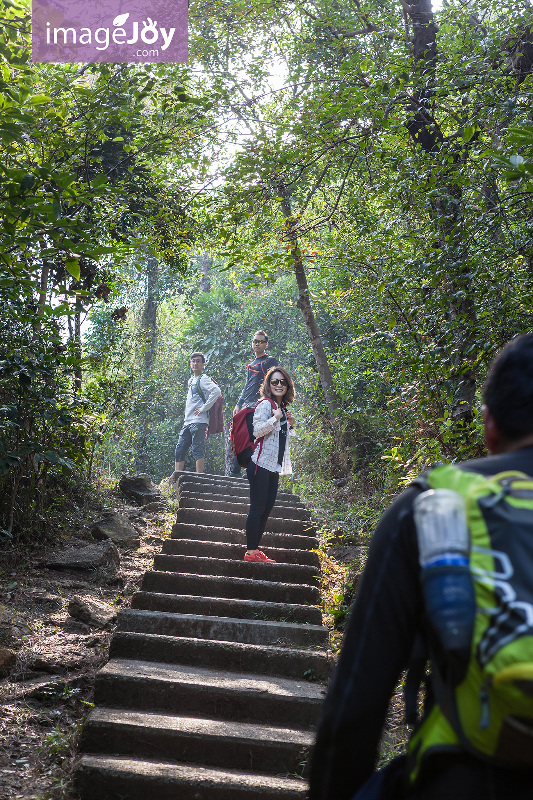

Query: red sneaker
[244,550,276,563]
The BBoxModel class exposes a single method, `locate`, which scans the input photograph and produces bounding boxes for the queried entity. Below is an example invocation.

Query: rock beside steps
[75,471,332,800]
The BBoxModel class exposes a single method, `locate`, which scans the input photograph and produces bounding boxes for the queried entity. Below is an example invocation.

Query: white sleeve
[199,375,221,412]
[253,400,278,439]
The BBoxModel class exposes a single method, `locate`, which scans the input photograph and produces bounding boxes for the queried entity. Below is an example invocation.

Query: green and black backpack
[408,463,533,783]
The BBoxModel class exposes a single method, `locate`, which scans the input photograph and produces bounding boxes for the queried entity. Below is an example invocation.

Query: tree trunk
[74,310,82,394]
[224,418,233,476]
[141,255,159,376]
[404,0,478,425]
[200,250,212,293]
[277,183,340,420]
[136,254,159,472]
[481,174,504,243]
[38,258,50,316]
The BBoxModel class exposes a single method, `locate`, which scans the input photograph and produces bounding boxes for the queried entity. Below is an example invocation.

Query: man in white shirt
[174,352,221,474]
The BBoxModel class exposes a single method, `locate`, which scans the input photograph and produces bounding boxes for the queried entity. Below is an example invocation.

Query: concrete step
[131,591,322,624]
[131,588,321,622]
[81,708,313,776]
[162,538,320,567]
[94,660,326,728]
[176,471,301,500]
[116,609,328,648]
[141,570,321,605]
[179,485,306,510]
[179,495,311,521]
[109,632,332,680]
[171,523,318,551]
[75,755,307,800]
[76,474,325,800]
[153,554,320,587]
[176,507,313,536]
[177,477,303,505]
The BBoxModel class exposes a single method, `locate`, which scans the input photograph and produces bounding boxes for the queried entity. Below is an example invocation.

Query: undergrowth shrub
[0,311,96,545]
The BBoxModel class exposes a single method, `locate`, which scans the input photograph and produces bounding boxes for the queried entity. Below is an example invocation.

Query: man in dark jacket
[230,330,278,477]
[309,334,533,800]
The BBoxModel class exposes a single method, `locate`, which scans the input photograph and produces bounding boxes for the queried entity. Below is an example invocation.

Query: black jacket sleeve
[308,486,424,800]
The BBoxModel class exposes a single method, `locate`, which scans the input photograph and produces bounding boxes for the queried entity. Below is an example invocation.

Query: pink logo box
[32,0,188,63]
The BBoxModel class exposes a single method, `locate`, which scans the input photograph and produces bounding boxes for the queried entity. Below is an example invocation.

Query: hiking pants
[175,423,208,462]
[245,462,279,550]
[230,455,242,477]
[408,754,533,800]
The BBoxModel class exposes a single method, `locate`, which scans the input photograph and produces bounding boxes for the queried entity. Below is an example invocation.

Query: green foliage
[0,301,94,539]
[190,0,533,471]
[3,0,533,554]
[86,268,312,481]
[182,272,309,397]
[0,2,208,541]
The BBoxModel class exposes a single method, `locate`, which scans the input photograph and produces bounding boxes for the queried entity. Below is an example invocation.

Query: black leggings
[245,462,279,550]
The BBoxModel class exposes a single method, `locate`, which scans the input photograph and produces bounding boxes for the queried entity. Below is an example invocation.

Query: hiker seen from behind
[243,366,295,563]
[174,352,221,475]
[310,333,533,800]
[230,330,278,477]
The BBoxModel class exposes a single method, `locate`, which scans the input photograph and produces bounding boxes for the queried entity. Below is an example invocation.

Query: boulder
[326,545,362,564]
[84,636,103,648]
[119,473,162,505]
[0,604,31,644]
[91,512,140,547]
[68,596,117,629]
[22,674,89,703]
[29,593,63,612]
[128,513,147,528]
[0,647,16,677]
[142,500,169,513]
[26,655,63,674]
[0,605,13,626]
[44,541,120,573]
[169,470,180,493]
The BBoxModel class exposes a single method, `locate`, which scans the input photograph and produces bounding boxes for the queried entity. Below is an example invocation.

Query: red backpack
[229,398,277,466]
[207,394,224,437]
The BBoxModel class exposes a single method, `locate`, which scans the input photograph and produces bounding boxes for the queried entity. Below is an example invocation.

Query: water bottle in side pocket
[413,488,476,682]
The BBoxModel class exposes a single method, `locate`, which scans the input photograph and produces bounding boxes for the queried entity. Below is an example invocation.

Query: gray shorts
[175,423,208,462]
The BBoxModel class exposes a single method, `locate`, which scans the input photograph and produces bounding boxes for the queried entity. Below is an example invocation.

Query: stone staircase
[74,471,331,800]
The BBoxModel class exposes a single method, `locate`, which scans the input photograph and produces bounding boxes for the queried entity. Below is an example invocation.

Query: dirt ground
[0,482,176,800]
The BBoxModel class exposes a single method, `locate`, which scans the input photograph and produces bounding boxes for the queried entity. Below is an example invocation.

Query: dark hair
[260,366,295,407]
[254,330,268,341]
[190,352,205,363]
[483,334,533,441]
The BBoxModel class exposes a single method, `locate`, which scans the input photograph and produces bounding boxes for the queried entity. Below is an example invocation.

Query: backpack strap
[194,376,206,404]
[410,464,444,492]
[253,397,277,412]
[404,633,429,725]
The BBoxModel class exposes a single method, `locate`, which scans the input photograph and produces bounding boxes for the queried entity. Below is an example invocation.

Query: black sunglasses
[253,339,267,344]
[270,378,287,386]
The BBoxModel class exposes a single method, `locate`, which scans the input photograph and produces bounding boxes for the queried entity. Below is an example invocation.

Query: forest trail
[74,471,332,799]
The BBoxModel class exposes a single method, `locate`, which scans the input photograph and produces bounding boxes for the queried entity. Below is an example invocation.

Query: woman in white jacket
[244,366,296,563]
